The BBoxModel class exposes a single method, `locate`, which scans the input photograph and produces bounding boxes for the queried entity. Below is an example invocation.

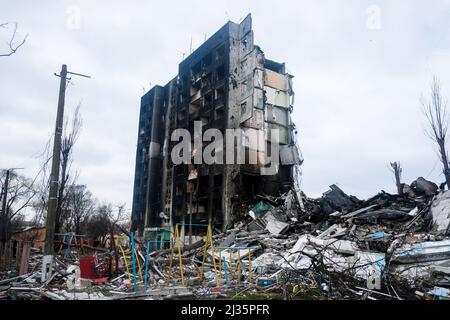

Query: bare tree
[423,76,450,190]
[30,104,83,232]
[86,204,128,241]
[0,22,28,57]
[66,184,95,235]
[30,137,53,226]
[0,171,37,247]
[389,161,403,195]
[55,104,82,233]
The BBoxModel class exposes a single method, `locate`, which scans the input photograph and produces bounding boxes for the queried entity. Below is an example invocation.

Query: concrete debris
[427,287,450,299]
[429,191,450,235]
[342,204,378,219]
[2,177,450,300]
[320,184,361,215]
[248,202,273,220]
[411,177,439,197]
[392,240,450,264]
[265,218,289,236]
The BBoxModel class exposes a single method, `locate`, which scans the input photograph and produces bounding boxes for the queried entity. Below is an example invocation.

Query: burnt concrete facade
[131,14,302,238]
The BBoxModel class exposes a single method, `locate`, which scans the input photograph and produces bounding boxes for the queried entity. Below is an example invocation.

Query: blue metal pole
[144,240,150,292]
[131,231,137,292]
[66,233,73,258]
[223,256,229,289]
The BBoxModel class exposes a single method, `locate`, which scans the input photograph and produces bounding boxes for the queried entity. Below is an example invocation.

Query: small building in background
[11,226,46,252]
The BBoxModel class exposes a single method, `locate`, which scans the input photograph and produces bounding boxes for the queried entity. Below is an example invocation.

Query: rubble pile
[1,177,449,300]
[0,244,194,300]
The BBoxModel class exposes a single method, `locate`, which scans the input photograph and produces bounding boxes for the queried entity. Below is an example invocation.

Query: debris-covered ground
[1,177,449,300]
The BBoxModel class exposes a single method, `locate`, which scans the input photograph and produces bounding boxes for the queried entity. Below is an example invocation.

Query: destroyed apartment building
[131,14,303,242]
[4,15,450,302]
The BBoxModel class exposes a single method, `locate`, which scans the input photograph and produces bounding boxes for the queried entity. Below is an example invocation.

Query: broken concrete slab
[352,209,413,225]
[317,224,348,239]
[411,177,438,197]
[342,204,378,219]
[264,212,289,236]
[392,240,450,264]
[427,287,450,299]
[280,145,303,165]
[429,191,450,235]
[247,218,266,231]
[320,184,361,215]
[265,219,289,236]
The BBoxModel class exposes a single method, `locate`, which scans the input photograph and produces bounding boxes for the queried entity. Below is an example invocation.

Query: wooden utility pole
[44,64,90,255]
[44,64,68,255]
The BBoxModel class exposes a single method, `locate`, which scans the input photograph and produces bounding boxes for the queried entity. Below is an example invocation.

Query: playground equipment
[54,232,86,259]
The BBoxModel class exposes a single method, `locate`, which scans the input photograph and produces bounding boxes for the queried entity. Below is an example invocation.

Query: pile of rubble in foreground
[1,177,449,300]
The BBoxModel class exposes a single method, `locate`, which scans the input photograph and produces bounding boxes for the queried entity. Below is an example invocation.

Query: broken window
[215,106,224,120]
[214,174,223,187]
[175,165,184,176]
[202,73,212,90]
[191,62,202,78]
[203,52,213,67]
[215,64,226,81]
[241,101,248,117]
[200,115,210,126]
[190,81,201,96]
[175,184,183,196]
[264,59,285,73]
[204,92,213,108]
[215,45,225,61]
[189,93,202,114]
[175,205,182,217]
[178,109,187,121]
[215,86,225,101]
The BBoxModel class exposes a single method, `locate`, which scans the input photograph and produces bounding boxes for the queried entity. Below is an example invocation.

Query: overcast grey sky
[1,0,450,212]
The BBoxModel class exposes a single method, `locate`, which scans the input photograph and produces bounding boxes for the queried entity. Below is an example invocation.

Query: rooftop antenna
[190,36,193,54]
[225,11,230,21]
[176,50,186,61]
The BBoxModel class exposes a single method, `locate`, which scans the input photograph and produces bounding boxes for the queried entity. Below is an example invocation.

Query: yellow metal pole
[208,226,219,287]
[175,225,184,286]
[135,248,143,281]
[119,244,132,282]
[200,230,209,283]
[237,249,241,287]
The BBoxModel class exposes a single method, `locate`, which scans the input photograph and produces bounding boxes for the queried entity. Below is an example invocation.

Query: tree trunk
[439,141,450,190]
[55,161,68,234]
[395,176,403,196]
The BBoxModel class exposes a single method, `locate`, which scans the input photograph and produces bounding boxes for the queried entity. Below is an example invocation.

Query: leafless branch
[0,22,28,57]
[389,161,403,195]
[422,76,450,189]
